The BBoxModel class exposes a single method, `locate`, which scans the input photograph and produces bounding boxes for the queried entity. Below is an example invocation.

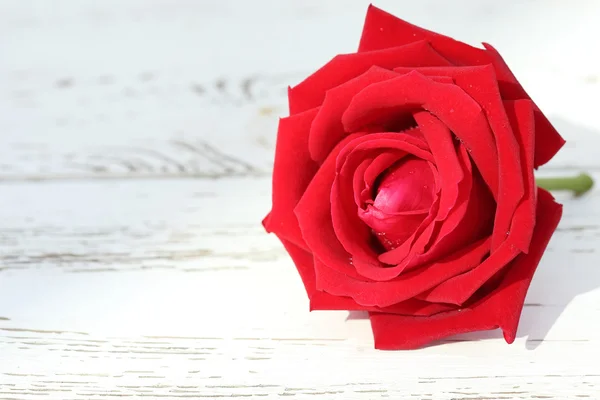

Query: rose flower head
[263,5,564,350]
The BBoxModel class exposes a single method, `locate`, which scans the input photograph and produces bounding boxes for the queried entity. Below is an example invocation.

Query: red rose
[263,5,564,349]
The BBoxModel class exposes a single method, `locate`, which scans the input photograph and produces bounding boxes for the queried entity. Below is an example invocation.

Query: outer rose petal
[310,67,455,163]
[503,99,537,251]
[483,43,565,167]
[289,41,451,115]
[358,5,489,66]
[310,276,455,317]
[264,108,319,249]
[278,235,452,315]
[279,235,413,314]
[295,134,367,281]
[369,189,562,350]
[418,235,520,305]
[314,237,490,307]
[277,235,322,301]
[358,5,564,167]
[418,99,538,305]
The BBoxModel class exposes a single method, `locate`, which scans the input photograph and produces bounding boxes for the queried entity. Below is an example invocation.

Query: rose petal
[337,132,432,170]
[278,236,443,314]
[412,111,463,220]
[356,5,564,168]
[311,281,455,317]
[369,188,562,350]
[374,157,436,212]
[289,40,451,115]
[360,151,407,206]
[309,66,400,162]
[361,157,436,251]
[360,207,429,252]
[332,157,379,270]
[373,194,441,268]
[503,99,537,253]
[418,233,520,305]
[482,43,565,167]
[314,237,490,307]
[277,236,320,301]
[295,134,367,280]
[264,108,320,249]
[358,5,488,66]
[342,71,500,198]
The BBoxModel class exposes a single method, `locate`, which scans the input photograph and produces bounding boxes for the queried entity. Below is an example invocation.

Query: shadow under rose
[346,118,600,350]
[518,117,600,349]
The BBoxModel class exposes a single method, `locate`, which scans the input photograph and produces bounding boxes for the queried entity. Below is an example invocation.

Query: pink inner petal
[373,157,435,213]
[359,157,436,251]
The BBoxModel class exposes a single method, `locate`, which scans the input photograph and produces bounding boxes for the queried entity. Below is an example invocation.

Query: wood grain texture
[1,0,600,398]
[1,177,600,399]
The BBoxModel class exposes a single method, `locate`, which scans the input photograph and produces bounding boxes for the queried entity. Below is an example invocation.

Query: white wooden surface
[1,1,600,398]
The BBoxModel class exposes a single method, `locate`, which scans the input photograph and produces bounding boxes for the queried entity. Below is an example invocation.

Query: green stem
[536,173,594,197]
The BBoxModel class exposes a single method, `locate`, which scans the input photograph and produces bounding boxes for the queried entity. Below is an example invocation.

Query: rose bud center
[360,156,436,251]
[373,157,435,213]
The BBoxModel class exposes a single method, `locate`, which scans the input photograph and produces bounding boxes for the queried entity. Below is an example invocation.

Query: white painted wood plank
[0,176,599,398]
[1,0,600,179]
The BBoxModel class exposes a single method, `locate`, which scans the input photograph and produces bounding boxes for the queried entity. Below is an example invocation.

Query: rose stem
[535,173,594,197]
